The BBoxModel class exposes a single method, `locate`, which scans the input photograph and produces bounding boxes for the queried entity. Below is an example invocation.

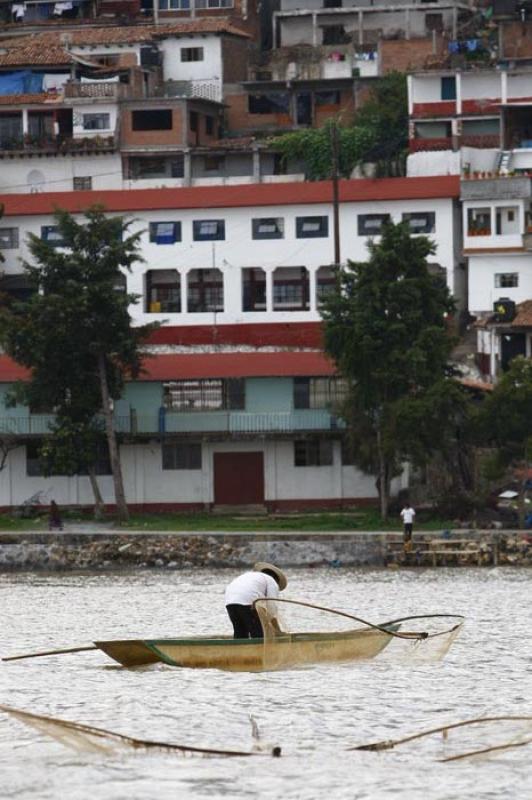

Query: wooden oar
[2,645,98,662]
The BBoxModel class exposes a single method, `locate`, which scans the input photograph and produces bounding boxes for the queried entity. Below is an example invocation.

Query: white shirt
[400,507,416,524]
[225,571,279,606]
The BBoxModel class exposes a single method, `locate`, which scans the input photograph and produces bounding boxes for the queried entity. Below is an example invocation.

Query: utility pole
[331,122,341,267]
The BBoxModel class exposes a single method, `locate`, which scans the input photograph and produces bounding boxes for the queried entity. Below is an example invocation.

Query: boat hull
[95,627,397,671]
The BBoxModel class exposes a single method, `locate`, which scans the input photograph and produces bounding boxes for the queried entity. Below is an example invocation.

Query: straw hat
[254,562,287,591]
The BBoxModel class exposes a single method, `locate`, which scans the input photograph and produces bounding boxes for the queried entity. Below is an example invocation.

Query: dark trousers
[403,523,413,550]
[226,604,263,639]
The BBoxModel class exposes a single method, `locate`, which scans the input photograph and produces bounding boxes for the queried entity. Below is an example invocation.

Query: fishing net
[0,705,281,758]
[351,716,532,761]
[254,600,464,670]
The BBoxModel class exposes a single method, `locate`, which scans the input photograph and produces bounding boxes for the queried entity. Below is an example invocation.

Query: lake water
[1,567,531,800]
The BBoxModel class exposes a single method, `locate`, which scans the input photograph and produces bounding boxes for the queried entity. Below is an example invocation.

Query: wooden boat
[95,626,400,671]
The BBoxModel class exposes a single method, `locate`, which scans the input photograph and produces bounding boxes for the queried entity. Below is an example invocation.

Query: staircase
[496,150,512,174]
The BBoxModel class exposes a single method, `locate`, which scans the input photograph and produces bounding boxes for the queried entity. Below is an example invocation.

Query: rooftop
[0,176,460,217]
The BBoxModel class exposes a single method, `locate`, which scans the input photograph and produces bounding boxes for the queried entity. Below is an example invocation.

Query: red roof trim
[0,352,336,383]
[139,352,336,380]
[0,177,459,217]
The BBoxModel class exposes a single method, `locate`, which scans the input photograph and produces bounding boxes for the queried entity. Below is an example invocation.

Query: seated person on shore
[224,562,288,639]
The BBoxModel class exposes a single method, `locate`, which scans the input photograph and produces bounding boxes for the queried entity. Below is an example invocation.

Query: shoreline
[0,530,530,571]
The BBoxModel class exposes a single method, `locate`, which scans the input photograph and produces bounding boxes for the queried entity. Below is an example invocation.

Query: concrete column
[22,108,29,136]
[181,269,188,315]
[312,13,318,48]
[490,205,496,237]
[452,6,458,39]
[309,267,317,313]
[265,269,273,313]
[183,148,191,186]
[405,8,411,41]
[456,72,462,115]
[407,74,413,115]
[252,146,261,182]
[501,70,508,105]
[358,11,364,46]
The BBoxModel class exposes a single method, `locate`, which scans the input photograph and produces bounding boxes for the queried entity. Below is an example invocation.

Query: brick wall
[222,36,251,83]
[121,105,184,147]
[379,36,444,74]
[225,91,293,134]
[501,21,532,58]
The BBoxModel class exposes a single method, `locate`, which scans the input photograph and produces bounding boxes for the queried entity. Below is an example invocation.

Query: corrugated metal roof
[0,176,459,217]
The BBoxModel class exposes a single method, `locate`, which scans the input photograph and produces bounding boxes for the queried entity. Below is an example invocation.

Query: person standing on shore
[224,562,287,639]
[48,500,63,531]
[400,504,416,550]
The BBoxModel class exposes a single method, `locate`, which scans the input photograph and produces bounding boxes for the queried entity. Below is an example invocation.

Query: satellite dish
[27,170,45,193]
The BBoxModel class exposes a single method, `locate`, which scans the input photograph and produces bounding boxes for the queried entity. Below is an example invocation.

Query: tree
[272,72,408,180]
[321,221,456,518]
[0,206,157,522]
[478,357,532,528]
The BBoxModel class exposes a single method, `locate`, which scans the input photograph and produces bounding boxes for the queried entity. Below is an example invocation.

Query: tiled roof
[138,351,336,380]
[0,176,460,217]
[0,93,62,105]
[512,299,532,327]
[0,21,250,66]
[0,351,335,383]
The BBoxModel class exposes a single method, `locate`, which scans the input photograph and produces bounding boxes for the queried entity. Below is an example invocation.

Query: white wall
[0,154,123,195]
[0,439,391,507]
[461,73,500,100]
[468,252,532,313]
[507,73,532,100]
[410,75,444,104]
[3,195,459,322]
[72,103,118,138]
[407,147,498,177]
[160,36,222,83]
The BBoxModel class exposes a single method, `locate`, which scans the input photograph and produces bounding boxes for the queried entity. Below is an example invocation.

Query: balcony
[0,134,117,157]
[409,137,454,152]
[64,82,128,101]
[0,410,344,437]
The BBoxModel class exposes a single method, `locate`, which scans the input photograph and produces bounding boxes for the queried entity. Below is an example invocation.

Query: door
[213,452,264,505]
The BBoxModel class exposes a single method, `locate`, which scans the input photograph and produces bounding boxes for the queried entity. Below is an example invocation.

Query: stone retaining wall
[0,531,530,571]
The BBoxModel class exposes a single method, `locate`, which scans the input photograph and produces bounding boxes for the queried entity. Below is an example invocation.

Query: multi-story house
[0,174,459,510]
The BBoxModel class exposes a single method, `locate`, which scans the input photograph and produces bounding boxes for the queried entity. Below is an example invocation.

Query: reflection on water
[1,567,531,799]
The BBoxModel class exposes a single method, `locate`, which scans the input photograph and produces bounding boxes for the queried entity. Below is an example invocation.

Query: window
[272,267,309,311]
[181,47,204,62]
[402,212,436,234]
[315,90,341,107]
[467,207,491,236]
[358,214,390,236]
[131,109,172,131]
[195,0,233,7]
[73,176,92,191]
[149,222,181,245]
[26,442,63,477]
[189,111,199,132]
[248,93,290,115]
[163,379,245,411]
[128,155,184,179]
[242,267,266,312]
[41,226,66,247]
[162,442,202,470]
[296,216,328,239]
[159,0,191,8]
[252,218,284,240]
[0,227,19,249]
[146,269,180,313]
[205,115,214,135]
[495,273,519,288]
[441,76,456,101]
[293,377,348,410]
[203,155,224,172]
[294,439,333,467]
[187,268,224,312]
[193,220,225,241]
[316,265,336,303]
[82,113,110,131]
[341,438,355,466]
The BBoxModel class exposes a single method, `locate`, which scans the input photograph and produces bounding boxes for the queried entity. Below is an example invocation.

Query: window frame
[82,113,111,131]
[357,213,391,236]
[0,227,19,249]
[181,47,204,62]
[295,216,329,239]
[162,442,202,470]
[73,176,92,191]
[193,219,225,241]
[252,217,285,240]
[163,379,245,411]
[294,439,333,467]
[494,273,519,288]
[402,211,436,234]
[149,221,182,245]
[41,225,66,247]
[131,109,173,132]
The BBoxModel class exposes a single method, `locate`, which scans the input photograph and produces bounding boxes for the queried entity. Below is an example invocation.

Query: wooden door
[213,452,264,505]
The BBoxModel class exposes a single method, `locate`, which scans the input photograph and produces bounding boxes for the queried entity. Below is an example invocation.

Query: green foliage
[0,206,157,503]
[272,119,374,180]
[271,72,408,180]
[321,221,458,515]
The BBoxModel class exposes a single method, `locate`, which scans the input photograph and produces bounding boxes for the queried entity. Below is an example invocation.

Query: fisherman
[224,562,287,639]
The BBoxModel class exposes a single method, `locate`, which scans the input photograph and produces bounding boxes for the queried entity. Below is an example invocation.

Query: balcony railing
[64,82,127,100]
[409,137,454,152]
[0,410,344,437]
[0,134,116,155]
